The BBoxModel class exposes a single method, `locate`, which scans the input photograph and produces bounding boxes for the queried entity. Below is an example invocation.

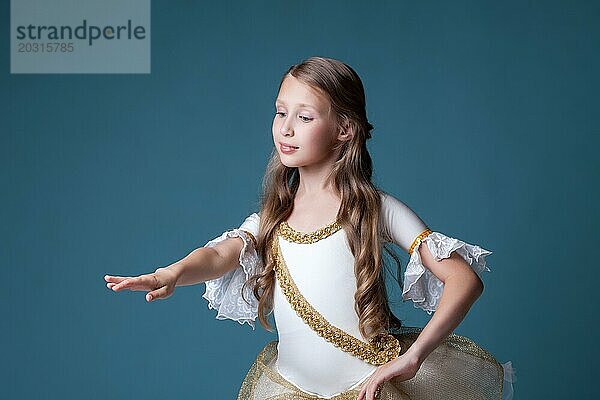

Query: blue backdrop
[2,1,598,399]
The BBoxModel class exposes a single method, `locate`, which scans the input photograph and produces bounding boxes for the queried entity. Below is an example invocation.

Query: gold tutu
[237,326,505,400]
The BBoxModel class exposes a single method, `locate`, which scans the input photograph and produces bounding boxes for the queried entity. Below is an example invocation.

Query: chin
[280,160,298,168]
[278,155,301,168]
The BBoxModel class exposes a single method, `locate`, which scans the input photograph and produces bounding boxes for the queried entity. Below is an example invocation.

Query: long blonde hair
[242,56,404,341]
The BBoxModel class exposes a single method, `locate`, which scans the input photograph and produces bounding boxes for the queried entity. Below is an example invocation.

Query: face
[272,75,342,168]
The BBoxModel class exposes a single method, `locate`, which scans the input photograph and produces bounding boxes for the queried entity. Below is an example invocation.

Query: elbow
[472,274,484,298]
[457,267,484,300]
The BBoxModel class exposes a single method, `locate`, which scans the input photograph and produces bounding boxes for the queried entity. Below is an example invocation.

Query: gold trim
[271,226,400,366]
[278,219,342,244]
[408,228,433,255]
[239,229,257,249]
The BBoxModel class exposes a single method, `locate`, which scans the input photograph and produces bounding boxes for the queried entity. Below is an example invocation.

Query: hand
[104,266,179,302]
[357,351,422,400]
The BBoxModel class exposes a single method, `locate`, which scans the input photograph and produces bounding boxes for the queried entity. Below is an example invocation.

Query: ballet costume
[201,192,516,399]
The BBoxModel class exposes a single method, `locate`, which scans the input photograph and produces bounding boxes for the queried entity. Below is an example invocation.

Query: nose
[280,119,293,136]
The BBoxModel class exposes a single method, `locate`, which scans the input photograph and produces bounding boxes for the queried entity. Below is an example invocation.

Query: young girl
[105,56,515,400]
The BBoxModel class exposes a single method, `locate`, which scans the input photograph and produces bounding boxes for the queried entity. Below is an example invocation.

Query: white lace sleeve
[380,192,492,314]
[201,212,262,329]
[404,230,492,314]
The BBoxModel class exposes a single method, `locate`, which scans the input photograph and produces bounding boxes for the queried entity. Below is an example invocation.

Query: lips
[279,143,299,154]
[280,142,299,149]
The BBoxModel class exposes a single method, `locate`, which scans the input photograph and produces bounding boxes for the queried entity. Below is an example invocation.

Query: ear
[337,118,354,142]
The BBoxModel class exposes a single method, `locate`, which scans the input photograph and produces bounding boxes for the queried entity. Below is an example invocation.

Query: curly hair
[242,56,404,341]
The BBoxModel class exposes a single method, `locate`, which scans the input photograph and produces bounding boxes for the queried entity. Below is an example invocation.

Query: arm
[196,212,262,329]
[360,194,492,400]
[379,191,491,358]
[167,236,246,286]
[402,244,484,364]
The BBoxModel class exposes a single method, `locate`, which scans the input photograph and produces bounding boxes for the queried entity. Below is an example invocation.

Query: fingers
[105,275,130,290]
[369,382,382,400]
[105,272,174,304]
[106,274,155,292]
[104,275,131,283]
[357,375,373,400]
[145,285,171,302]
[358,378,383,400]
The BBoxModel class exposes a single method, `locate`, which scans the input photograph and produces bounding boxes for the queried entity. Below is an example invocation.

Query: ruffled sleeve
[403,229,492,314]
[201,212,262,329]
[501,360,516,400]
[380,192,492,314]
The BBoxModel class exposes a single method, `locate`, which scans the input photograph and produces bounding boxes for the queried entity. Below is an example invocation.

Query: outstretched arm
[168,236,246,286]
[104,236,246,301]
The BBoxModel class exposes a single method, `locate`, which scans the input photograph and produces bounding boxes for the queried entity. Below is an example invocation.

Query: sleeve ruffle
[501,360,516,400]
[402,231,492,314]
[201,228,261,330]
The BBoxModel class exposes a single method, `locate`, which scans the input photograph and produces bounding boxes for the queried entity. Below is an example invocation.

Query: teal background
[2,1,598,399]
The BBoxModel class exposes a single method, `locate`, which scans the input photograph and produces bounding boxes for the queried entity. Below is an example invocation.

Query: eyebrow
[275,99,319,111]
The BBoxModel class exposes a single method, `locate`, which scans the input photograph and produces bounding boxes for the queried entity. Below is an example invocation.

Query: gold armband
[408,228,433,255]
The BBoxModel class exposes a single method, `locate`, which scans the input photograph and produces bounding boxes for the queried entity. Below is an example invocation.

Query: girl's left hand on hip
[357,352,421,400]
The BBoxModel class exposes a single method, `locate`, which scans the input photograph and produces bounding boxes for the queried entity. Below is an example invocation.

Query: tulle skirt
[237,326,515,400]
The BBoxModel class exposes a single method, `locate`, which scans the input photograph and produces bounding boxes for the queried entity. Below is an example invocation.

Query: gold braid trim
[408,228,433,255]
[278,219,342,243]
[271,224,401,366]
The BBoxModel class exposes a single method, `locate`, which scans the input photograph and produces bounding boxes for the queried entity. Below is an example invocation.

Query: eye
[274,112,312,123]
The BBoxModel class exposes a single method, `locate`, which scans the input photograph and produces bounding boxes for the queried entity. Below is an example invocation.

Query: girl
[105,56,515,400]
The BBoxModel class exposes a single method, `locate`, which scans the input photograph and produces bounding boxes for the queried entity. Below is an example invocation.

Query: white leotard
[273,227,377,397]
